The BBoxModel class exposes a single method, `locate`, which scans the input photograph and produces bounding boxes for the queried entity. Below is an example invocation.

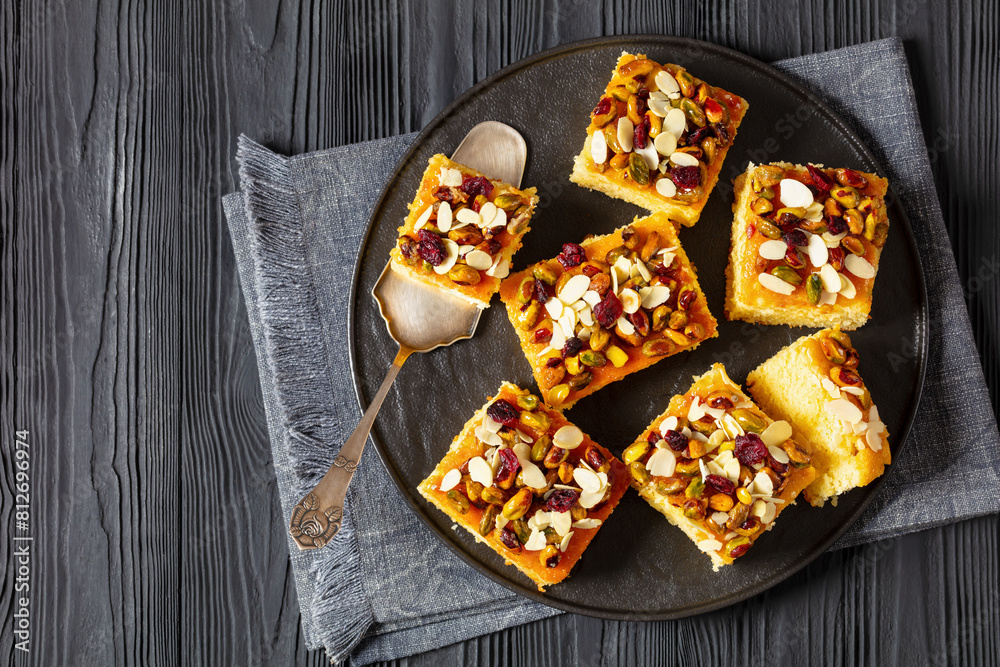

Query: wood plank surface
[2,1,997,666]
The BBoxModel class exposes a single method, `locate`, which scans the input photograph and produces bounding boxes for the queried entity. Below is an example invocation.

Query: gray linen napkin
[223,37,1000,664]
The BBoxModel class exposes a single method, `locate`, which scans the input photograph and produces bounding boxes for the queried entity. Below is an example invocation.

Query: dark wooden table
[4,1,998,665]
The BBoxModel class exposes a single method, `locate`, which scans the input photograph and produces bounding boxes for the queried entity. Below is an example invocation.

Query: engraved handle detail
[289,346,411,550]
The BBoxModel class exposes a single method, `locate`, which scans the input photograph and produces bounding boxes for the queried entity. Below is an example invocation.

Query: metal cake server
[289,121,527,550]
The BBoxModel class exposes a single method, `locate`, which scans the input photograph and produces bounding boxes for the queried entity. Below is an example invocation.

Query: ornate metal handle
[289,346,411,550]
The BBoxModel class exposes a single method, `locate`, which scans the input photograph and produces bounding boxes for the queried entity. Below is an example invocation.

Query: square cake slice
[625,364,816,569]
[418,383,630,591]
[390,154,539,308]
[746,329,890,507]
[725,161,890,329]
[498,211,717,410]
[570,52,748,226]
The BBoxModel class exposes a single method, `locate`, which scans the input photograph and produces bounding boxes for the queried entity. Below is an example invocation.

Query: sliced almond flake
[822,230,849,248]
[495,513,509,531]
[578,309,594,327]
[697,539,723,553]
[596,471,609,490]
[689,430,708,443]
[635,140,659,169]
[761,501,777,524]
[753,471,774,496]
[549,322,566,351]
[553,424,584,450]
[724,531,738,540]
[820,263,841,291]
[524,528,547,551]
[437,201,453,232]
[838,273,857,299]
[433,239,460,274]
[869,405,881,423]
[841,386,865,396]
[617,288,640,315]
[817,290,837,306]
[659,415,679,435]
[778,178,814,208]
[646,447,676,477]
[491,447,503,473]
[439,168,463,187]
[751,499,767,518]
[759,239,788,261]
[582,290,602,307]
[558,274,591,305]
[558,313,577,339]
[767,444,790,464]
[721,413,744,440]
[479,202,497,226]
[680,426,692,439]
[475,425,503,447]
[590,128,608,164]
[664,108,686,137]
[845,254,876,279]
[521,461,547,489]
[760,420,792,447]
[490,208,508,230]
[825,398,864,424]
[512,442,531,462]
[809,235,831,269]
[636,260,653,283]
[465,249,493,271]
[517,429,534,444]
[758,272,796,295]
[559,531,575,553]
[483,414,502,433]
[468,456,494,487]
[649,96,671,118]
[616,315,635,336]
[698,458,710,483]
[821,377,841,399]
[457,244,475,258]
[804,201,825,221]
[708,428,728,448]
[455,206,480,228]
[670,151,699,167]
[617,117,634,152]
[528,510,549,530]
[551,510,573,537]
[440,468,462,492]
[578,488,605,509]
[640,285,670,309]
[572,518,602,530]
[706,461,724,477]
[703,405,726,420]
[687,397,706,422]
[544,297,565,320]
[852,420,868,435]
[578,326,593,341]
[713,449,734,466]
[553,484,579,491]
[485,256,509,278]
[413,205,434,231]
[867,428,884,452]
[654,69,680,95]
[654,132,677,157]
[711,511,729,525]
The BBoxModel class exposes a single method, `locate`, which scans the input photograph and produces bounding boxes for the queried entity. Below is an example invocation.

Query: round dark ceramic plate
[348,36,927,619]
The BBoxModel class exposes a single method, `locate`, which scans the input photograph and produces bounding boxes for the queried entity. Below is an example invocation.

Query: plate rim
[346,34,929,620]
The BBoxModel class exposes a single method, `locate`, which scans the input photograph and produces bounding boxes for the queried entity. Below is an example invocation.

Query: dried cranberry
[633,115,650,150]
[484,239,501,255]
[747,224,756,240]
[416,229,446,266]
[807,164,835,192]
[545,357,563,368]
[827,216,848,235]
[531,328,552,344]
[828,246,845,269]
[729,542,752,558]
[486,399,520,427]
[495,448,521,486]
[544,551,561,568]
[647,431,662,444]
[784,248,806,270]
[460,175,494,198]
[671,165,701,191]
[840,168,867,188]
[562,336,583,358]
[706,474,736,496]
[686,126,714,145]
[712,122,730,145]
[545,489,580,512]
[433,186,454,203]
[534,279,552,304]
[592,291,623,329]
[663,429,688,451]
[557,243,586,268]
[782,229,808,248]
[499,527,521,550]
[580,263,601,277]
[592,97,613,117]
[735,433,767,466]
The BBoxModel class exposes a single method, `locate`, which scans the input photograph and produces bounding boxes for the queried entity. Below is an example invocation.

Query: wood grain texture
[2,1,997,666]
